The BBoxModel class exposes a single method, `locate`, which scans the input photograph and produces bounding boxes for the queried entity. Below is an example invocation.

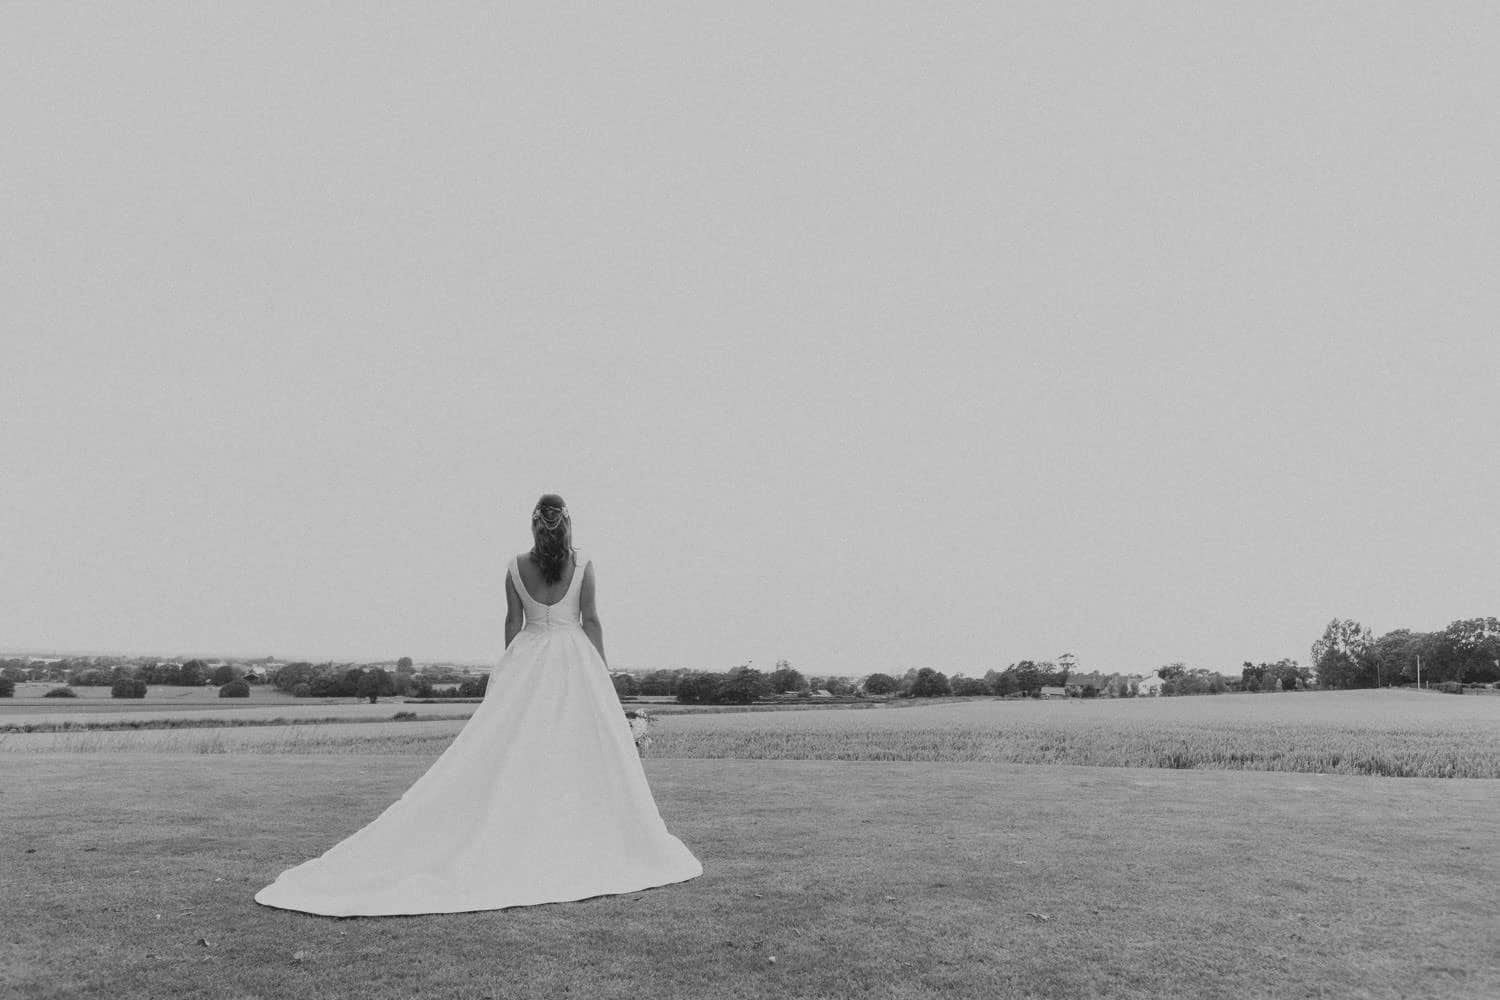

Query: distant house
[1137,676,1164,697]
[1038,685,1069,699]
[810,689,832,698]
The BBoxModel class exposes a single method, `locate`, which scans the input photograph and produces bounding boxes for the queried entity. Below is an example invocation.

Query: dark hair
[528,493,574,584]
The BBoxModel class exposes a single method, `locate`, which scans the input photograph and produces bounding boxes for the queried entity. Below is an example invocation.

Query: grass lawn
[2,751,1496,999]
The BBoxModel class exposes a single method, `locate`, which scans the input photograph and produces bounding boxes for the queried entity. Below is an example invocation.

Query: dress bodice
[511,551,588,632]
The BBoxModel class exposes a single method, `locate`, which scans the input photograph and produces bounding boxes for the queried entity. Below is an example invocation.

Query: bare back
[513,550,580,608]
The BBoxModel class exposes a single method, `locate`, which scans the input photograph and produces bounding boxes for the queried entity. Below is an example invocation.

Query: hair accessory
[532,503,569,530]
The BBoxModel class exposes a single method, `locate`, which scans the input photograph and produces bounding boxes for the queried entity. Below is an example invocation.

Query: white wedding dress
[254,551,703,916]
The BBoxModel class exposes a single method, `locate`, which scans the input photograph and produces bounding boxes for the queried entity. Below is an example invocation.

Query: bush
[0,677,13,697]
[44,687,78,698]
[291,682,311,698]
[1435,681,1463,695]
[219,679,250,698]
[111,678,148,699]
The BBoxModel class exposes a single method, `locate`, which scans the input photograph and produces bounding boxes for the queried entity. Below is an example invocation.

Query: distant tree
[768,660,807,694]
[951,675,988,697]
[1313,649,1358,689]
[179,659,209,686]
[291,682,311,698]
[44,687,78,698]
[638,669,684,697]
[1157,663,1186,682]
[111,677,148,699]
[1036,661,1067,688]
[1443,617,1500,684]
[271,662,318,694]
[611,672,640,697]
[209,664,239,686]
[0,677,14,697]
[821,676,854,696]
[1012,661,1044,697]
[305,675,336,697]
[218,679,250,698]
[458,675,488,698]
[675,672,719,705]
[1310,619,1373,687]
[715,665,769,705]
[984,668,1018,697]
[909,667,952,698]
[397,656,414,671]
[861,672,897,696]
[68,668,113,687]
[357,668,394,703]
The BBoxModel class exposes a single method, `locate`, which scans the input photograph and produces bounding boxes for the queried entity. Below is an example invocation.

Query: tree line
[1309,616,1500,689]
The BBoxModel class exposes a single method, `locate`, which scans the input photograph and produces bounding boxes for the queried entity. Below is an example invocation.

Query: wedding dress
[254,550,703,916]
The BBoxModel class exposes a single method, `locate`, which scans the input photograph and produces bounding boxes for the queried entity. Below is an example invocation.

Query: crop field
[649,690,1500,777]
[3,690,1495,777]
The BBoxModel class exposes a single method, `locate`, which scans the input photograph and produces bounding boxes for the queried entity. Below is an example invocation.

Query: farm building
[1038,685,1068,699]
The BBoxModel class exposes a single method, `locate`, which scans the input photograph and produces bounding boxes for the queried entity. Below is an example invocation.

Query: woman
[254,494,703,916]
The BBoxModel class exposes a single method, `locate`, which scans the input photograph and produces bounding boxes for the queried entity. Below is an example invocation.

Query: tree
[1310,619,1372,687]
[1443,617,1500,684]
[951,675,988,697]
[675,673,719,705]
[985,668,1018,697]
[112,677,148,698]
[179,659,209,686]
[821,676,854,696]
[862,673,897,695]
[716,665,769,705]
[357,668,393,703]
[218,679,250,698]
[272,662,318,694]
[1011,661,1044,697]
[611,672,640,697]
[397,656,414,671]
[0,677,14,697]
[1157,663,1186,682]
[909,667,951,698]
[768,660,807,694]
[638,669,685,697]
[210,663,239,686]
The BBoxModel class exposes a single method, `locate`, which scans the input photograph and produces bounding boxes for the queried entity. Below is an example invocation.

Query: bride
[254,494,703,916]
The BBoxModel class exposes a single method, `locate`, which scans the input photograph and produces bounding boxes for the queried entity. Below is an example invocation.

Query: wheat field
[2,689,1494,777]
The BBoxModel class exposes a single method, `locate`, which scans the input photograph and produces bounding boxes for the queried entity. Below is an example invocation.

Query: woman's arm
[503,573,524,648]
[579,561,607,668]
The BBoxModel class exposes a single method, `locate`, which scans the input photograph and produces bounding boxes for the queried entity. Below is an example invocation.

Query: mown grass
[3,752,1497,1000]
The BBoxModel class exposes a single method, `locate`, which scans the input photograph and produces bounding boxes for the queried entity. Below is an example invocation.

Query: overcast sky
[3,4,1496,678]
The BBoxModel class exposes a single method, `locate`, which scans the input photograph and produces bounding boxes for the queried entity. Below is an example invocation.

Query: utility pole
[1416,654,1421,689]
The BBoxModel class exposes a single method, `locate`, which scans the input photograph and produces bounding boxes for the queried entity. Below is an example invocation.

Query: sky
[3,4,1497,679]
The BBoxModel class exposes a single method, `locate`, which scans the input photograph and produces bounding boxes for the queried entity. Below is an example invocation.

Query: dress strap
[570,549,588,593]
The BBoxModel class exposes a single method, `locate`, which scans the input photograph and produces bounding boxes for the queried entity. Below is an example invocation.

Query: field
[4,689,1497,778]
[1,690,1497,999]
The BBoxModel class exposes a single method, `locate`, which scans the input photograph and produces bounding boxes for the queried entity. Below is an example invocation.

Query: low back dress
[254,549,703,916]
